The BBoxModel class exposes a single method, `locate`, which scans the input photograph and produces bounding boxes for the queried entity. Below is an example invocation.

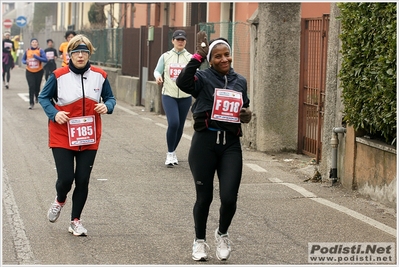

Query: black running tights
[52,148,97,221]
[189,130,243,240]
[26,69,43,105]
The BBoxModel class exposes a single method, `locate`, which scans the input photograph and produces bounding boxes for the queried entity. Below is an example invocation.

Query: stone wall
[343,126,397,207]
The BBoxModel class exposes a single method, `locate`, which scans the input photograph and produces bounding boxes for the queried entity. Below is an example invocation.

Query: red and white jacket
[39,65,116,151]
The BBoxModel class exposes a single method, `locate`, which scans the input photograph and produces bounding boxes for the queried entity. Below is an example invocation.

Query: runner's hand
[239,108,252,123]
[196,31,209,59]
[94,103,108,114]
[55,111,70,124]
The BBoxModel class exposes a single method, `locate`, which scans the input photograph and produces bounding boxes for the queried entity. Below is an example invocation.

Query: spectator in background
[44,39,58,80]
[153,29,192,167]
[21,38,47,109]
[59,30,76,67]
[11,35,20,63]
[2,31,15,89]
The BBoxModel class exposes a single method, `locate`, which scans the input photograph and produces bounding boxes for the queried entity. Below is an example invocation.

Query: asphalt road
[2,66,397,266]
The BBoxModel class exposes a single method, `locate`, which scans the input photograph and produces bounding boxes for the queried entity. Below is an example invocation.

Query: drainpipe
[329,127,346,184]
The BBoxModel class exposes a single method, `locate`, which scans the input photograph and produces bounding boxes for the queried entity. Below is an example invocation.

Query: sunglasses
[70,49,90,56]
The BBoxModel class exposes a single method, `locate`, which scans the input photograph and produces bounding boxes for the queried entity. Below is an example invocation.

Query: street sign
[3,19,12,29]
[16,16,27,28]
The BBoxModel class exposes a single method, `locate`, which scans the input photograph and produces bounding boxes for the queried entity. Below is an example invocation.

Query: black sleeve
[2,40,9,53]
[176,58,202,97]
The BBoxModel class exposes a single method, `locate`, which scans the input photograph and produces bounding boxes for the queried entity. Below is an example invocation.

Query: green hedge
[338,3,396,145]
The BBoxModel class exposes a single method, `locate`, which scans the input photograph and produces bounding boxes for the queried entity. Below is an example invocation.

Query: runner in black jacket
[176,31,252,262]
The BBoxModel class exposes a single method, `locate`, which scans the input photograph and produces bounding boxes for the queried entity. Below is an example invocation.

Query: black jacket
[176,58,250,136]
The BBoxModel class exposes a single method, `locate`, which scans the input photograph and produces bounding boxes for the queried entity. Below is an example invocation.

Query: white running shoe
[47,197,65,223]
[215,228,232,261]
[172,151,178,165]
[192,239,210,261]
[165,152,174,167]
[68,219,87,236]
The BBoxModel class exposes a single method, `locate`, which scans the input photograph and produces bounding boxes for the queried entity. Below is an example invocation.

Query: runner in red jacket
[38,34,116,236]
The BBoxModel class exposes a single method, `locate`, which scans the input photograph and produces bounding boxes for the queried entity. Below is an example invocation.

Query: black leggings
[161,95,192,152]
[26,69,43,105]
[3,62,12,83]
[52,148,97,221]
[189,130,243,240]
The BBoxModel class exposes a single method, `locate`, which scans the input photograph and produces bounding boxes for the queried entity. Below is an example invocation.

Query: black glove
[240,108,252,123]
[196,31,209,60]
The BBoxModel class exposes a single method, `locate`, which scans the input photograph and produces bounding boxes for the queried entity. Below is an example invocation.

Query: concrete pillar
[251,3,301,152]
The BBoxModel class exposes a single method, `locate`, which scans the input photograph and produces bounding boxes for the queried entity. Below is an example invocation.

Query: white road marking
[155,122,167,129]
[2,165,35,264]
[246,163,268,172]
[115,105,138,115]
[266,176,396,238]
[17,93,29,102]
[182,133,192,141]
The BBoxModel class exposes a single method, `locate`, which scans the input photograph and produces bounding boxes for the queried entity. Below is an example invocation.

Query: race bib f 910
[67,115,96,146]
[211,88,243,123]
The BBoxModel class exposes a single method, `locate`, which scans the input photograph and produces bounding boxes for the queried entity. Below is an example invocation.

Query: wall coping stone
[356,137,396,155]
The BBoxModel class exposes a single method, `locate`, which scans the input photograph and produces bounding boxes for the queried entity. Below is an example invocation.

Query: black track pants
[51,148,97,221]
[189,130,243,240]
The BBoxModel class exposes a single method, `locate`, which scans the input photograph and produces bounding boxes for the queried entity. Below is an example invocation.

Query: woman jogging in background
[44,39,58,81]
[21,38,47,109]
[176,31,252,262]
[38,34,116,236]
[2,31,15,89]
[153,29,192,167]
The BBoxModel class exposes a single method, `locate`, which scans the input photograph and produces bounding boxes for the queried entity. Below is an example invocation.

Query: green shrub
[338,3,396,145]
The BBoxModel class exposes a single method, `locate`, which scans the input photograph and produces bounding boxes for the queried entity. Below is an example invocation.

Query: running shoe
[172,151,178,165]
[47,197,65,223]
[165,152,174,167]
[192,239,209,261]
[215,228,232,261]
[68,218,87,236]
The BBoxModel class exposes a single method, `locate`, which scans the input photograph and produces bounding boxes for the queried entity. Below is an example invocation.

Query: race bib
[169,63,185,81]
[4,42,12,49]
[211,88,243,123]
[63,53,70,63]
[67,115,96,146]
[46,51,55,60]
[28,58,39,69]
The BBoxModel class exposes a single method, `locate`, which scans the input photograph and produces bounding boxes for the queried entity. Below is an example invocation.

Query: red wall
[301,3,331,18]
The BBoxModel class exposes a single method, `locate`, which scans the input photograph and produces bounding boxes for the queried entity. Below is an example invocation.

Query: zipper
[79,74,86,151]
[177,53,180,98]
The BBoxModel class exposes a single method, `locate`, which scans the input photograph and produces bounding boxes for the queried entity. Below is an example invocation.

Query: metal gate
[298,14,329,163]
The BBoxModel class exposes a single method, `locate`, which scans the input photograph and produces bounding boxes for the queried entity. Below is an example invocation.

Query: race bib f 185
[67,115,96,146]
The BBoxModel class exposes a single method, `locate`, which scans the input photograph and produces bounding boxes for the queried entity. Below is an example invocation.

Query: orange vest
[25,49,44,73]
[59,42,69,66]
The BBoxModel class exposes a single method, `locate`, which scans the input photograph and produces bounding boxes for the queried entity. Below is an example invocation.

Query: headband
[69,44,90,54]
[75,44,89,51]
[206,40,231,62]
